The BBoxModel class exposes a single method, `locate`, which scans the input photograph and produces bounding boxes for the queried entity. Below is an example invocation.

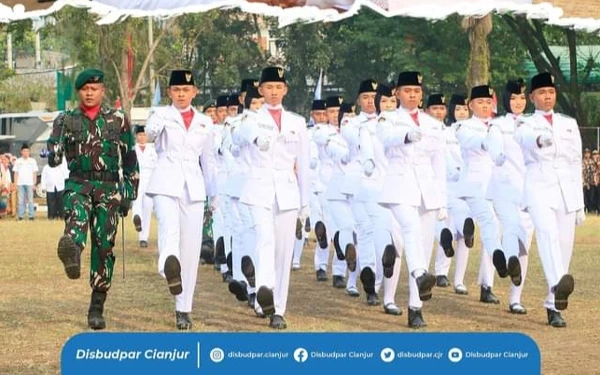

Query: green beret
[75,69,105,90]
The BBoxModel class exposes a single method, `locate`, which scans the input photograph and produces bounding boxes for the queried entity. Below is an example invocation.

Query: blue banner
[62,332,540,374]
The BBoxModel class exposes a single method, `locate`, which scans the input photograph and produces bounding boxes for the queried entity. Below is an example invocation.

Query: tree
[500,14,600,126]
[462,14,493,89]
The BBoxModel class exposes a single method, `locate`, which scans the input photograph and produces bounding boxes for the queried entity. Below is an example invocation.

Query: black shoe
[553,274,575,311]
[345,244,357,272]
[440,228,454,257]
[332,275,346,289]
[176,311,192,330]
[454,284,468,295]
[493,250,509,278]
[164,255,183,295]
[228,280,249,302]
[133,214,142,232]
[58,235,81,280]
[316,269,327,282]
[360,267,376,295]
[436,275,450,287]
[509,303,527,315]
[215,237,226,265]
[247,293,256,308]
[315,221,328,250]
[87,291,107,330]
[384,303,402,316]
[222,271,233,283]
[547,309,566,328]
[269,314,287,329]
[333,231,345,261]
[295,218,303,240]
[241,256,256,288]
[304,217,311,232]
[382,245,396,278]
[408,308,427,329]
[463,218,475,248]
[139,240,148,248]
[416,273,436,301]
[366,293,380,306]
[346,287,360,297]
[479,286,500,304]
[507,256,522,287]
[256,286,275,316]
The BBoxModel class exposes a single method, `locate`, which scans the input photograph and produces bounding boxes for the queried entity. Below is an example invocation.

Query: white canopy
[0,0,599,31]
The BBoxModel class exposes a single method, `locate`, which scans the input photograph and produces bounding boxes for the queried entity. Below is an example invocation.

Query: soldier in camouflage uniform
[582,148,596,213]
[47,68,139,330]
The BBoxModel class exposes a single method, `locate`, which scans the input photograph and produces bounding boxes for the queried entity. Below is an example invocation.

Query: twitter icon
[380,348,395,363]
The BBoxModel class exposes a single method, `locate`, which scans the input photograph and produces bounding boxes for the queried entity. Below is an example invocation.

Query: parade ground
[0,215,599,374]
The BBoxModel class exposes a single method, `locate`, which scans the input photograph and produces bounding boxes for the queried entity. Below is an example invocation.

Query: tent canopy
[1,0,600,30]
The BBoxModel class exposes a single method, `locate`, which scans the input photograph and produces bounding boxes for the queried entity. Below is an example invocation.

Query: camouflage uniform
[582,156,596,213]
[48,106,139,292]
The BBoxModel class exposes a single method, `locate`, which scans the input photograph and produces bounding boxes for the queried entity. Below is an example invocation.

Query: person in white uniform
[514,72,582,328]
[132,126,157,248]
[383,72,445,328]
[236,66,310,329]
[434,94,475,295]
[311,96,348,287]
[486,78,534,315]
[144,70,218,330]
[322,103,361,298]
[455,85,512,304]
[227,84,265,310]
[342,79,387,305]
[376,73,437,329]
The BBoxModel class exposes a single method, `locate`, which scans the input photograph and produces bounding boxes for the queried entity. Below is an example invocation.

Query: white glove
[448,168,460,182]
[437,207,448,221]
[255,136,270,151]
[537,134,553,148]
[230,145,241,157]
[299,205,310,222]
[309,158,318,169]
[363,159,375,177]
[209,196,219,212]
[495,153,507,167]
[406,129,422,143]
[341,154,351,165]
[575,208,586,226]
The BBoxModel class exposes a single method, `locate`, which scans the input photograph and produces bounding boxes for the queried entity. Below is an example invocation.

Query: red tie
[268,109,282,131]
[410,112,420,126]
[544,114,553,126]
[181,110,194,130]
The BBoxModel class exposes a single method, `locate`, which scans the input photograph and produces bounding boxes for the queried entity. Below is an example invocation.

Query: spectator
[583,148,596,213]
[13,144,39,221]
[7,154,17,217]
[41,156,69,220]
[593,150,600,214]
[0,154,11,218]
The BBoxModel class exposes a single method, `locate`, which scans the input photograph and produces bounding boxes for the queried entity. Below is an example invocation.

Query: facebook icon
[293,348,308,363]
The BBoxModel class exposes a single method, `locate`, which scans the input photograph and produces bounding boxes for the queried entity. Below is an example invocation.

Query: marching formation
[50,66,584,332]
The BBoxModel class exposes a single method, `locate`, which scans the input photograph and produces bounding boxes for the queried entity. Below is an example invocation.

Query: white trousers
[327,198,355,277]
[247,201,297,317]
[313,192,345,275]
[230,197,256,294]
[215,194,233,273]
[132,180,153,242]
[463,196,502,256]
[434,196,471,277]
[351,198,392,291]
[292,232,306,267]
[153,189,204,313]
[526,195,575,311]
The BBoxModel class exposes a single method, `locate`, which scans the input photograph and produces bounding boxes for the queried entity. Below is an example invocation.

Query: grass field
[0,214,599,374]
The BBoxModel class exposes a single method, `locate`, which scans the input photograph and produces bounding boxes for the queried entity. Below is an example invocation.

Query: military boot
[57,235,81,280]
[87,291,107,330]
